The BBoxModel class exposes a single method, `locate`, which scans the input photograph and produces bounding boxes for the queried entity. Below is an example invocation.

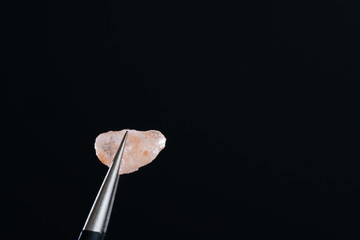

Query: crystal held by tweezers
[95,129,166,174]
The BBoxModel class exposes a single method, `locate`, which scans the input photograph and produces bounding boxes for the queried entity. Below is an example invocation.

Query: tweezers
[78,131,128,240]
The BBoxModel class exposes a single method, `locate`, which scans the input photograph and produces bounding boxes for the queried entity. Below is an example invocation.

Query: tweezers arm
[78,230,105,240]
[78,131,128,240]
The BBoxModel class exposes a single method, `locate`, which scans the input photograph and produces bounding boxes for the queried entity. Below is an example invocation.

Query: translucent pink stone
[94,129,166,174]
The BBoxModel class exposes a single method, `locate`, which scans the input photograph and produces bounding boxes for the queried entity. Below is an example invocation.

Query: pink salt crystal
[94,129,166,174]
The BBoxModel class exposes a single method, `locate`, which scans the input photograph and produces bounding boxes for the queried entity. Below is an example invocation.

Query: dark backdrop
[3,1,360,239]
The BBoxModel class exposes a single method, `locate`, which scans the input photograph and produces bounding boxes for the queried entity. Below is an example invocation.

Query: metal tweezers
[78,131,128,240]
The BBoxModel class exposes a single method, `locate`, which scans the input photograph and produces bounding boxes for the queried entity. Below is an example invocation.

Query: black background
[3,1,360,239]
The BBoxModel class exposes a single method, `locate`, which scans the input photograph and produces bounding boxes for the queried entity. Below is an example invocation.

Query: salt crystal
[94,129,166,174]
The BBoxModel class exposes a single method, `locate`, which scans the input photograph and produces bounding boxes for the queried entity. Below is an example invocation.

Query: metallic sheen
[83,131,128,234]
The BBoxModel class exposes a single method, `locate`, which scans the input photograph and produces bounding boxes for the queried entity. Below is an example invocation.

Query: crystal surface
[94,129,166,174]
